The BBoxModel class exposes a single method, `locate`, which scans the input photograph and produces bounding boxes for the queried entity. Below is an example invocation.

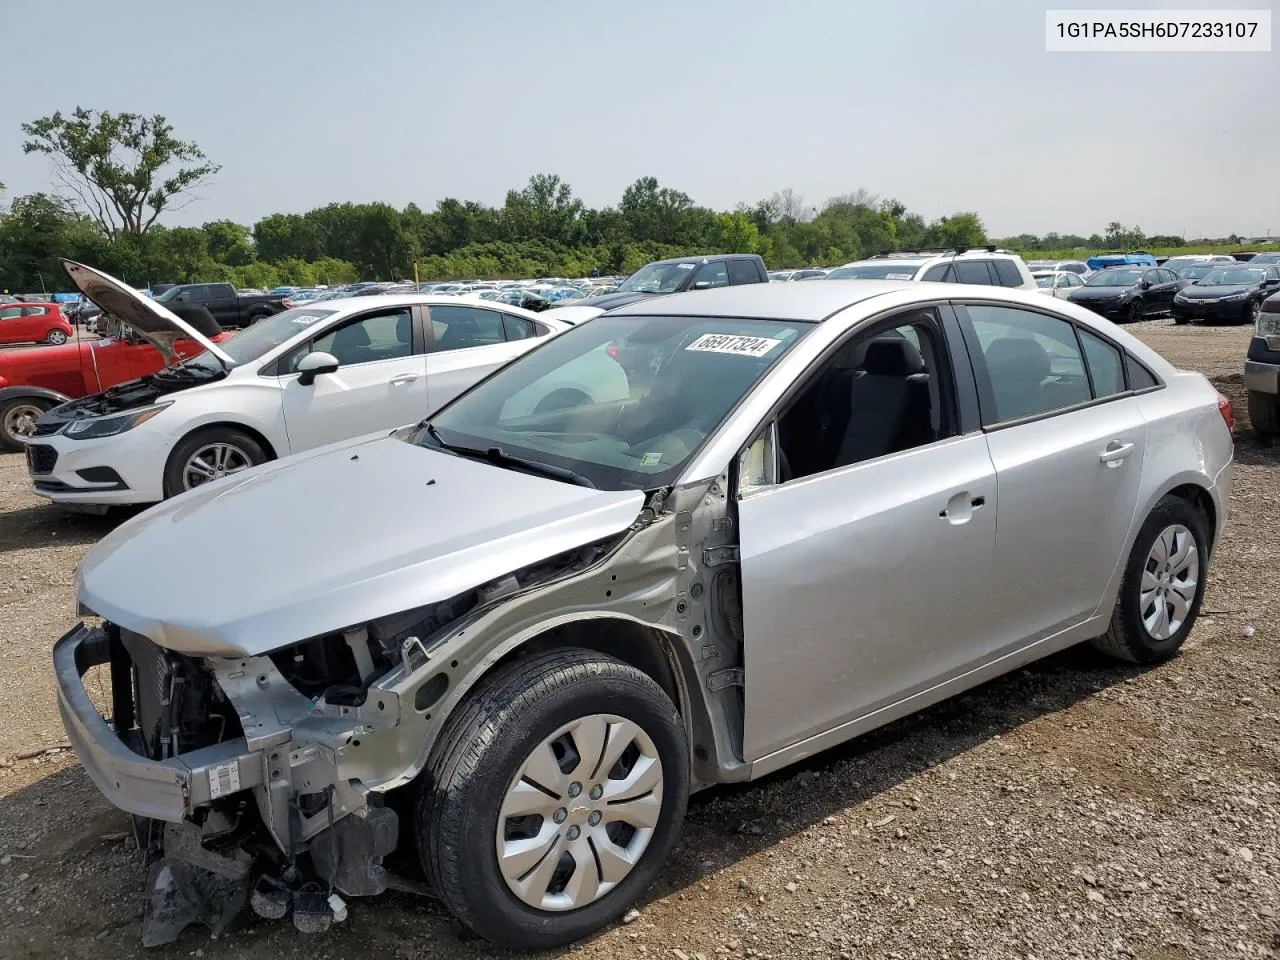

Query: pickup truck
[582,254,770,312]
[1245,291,1280,438]
[0,310,233,450]
[153,283,286,328]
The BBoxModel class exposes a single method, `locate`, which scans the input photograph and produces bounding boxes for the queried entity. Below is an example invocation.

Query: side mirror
[1140,279,1152,289]
[296,351,339,386]
[691,281,711,290]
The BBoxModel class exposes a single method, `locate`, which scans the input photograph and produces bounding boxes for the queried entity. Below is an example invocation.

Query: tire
[1089,495,1210,665]
[534,388,591,414]
[45,328,69,345]
[1173,313,1190,326]
[0,397,52,451]
[1248,390,1280,438]
[1125,299,1144,324]
[162,426,268,498]
[416,649,689,950]
[1246,300,1262,327]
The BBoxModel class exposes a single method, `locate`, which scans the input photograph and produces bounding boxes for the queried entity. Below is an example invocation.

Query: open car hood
[61,260,234,366]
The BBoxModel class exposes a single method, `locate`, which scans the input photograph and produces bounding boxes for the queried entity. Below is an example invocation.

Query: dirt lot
[0,320,1276,960]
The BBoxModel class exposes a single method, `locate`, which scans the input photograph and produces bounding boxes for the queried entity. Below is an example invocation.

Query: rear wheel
[416,649,688,950]
[1248,390,1280,438]
[45,328,68,345]
[163,427,268,498]
[0,397,51,451]
[1090,495,1209,664]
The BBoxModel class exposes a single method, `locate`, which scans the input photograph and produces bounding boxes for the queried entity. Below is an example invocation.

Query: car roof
[604,280,917,322]
[647,254,757,266]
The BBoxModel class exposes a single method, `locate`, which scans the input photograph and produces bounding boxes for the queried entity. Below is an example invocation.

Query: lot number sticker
[208,761,241,799]
[685,333,781,358]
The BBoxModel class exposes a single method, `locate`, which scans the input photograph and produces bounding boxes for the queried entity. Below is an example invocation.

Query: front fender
[0,384,72,407]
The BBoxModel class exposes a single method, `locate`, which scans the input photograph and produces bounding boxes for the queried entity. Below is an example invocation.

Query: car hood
[574,291,662,311]
[1178,283,1256,299]
[61,260,234,367]
[76,434,647,657]
[1070,286,1135,299]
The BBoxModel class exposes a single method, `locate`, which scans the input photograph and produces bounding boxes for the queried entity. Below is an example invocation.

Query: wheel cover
[495,713,664,912]
[48,330,68,344]
[182,442,253,489]
[2,403,44,440]
[1140,523,1199,640]
[1128,300,1142,321]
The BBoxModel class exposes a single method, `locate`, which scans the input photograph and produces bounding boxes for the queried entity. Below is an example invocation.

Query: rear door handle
[389,374,420,385]
[1099,441,1135,466]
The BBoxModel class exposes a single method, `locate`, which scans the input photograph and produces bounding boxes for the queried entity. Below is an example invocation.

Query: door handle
[1098,441,1134,466]
[939,492,986,524]
[389,374,420,385]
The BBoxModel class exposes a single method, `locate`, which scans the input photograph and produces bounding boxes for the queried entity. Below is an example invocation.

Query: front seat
[835,338,933,465]
[329,322,371,364]
[983,338,1051,422]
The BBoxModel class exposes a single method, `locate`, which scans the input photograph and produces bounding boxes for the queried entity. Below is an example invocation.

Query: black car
[581,254,769,312]
[1172,264,1280,325]
[1067,266,1180,323]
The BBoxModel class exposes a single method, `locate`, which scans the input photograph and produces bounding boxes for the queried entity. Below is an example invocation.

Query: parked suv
[1245,291,1280,436]
[824,247,1037,289]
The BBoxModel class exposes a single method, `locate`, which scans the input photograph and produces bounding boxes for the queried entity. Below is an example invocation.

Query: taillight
[606,342,621,360]
[1217,393,1234,432]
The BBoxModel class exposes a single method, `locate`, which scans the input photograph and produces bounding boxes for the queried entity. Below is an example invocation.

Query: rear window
[827,263,923,280]
[728,260,760,284]
[954,261,995,285]
[992,259,1024,287]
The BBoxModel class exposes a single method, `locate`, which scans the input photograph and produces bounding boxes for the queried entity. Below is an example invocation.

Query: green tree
[21,107,219,238]
[925,213,987,249]
[202,220,255,266]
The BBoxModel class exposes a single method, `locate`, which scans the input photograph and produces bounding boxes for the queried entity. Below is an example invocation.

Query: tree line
[0,108,1205,293]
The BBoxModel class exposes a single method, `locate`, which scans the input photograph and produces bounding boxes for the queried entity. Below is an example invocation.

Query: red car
[0,321,235,450]
[0,302,74,346]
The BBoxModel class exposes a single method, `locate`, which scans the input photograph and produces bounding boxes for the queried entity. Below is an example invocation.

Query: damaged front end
[54,534,628,946]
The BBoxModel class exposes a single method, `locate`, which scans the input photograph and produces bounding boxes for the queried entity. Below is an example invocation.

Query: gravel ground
[0,319,1276,960]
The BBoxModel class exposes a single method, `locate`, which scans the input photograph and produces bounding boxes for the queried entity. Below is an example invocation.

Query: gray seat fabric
[836,338,931,465]
[329,322,371,364]
[984,338,1051,421]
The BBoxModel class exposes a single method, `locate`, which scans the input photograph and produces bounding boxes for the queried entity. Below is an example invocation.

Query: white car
[24,261,627,509]
[823,249,1038,289]
[1032,270,1087,299]
[1026,259,1091,277]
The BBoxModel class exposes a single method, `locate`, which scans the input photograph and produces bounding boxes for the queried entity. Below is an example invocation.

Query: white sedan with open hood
[26,261,620,508]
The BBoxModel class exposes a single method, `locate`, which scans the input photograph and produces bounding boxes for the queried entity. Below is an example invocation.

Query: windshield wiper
[424,424,596,488]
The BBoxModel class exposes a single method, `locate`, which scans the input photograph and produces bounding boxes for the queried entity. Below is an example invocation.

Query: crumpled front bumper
[53,623,264,823]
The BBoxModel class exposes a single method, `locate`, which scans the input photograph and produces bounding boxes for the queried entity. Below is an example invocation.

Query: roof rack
[868,244,1006,259]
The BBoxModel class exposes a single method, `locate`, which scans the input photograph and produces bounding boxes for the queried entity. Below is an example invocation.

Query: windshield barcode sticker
[290,315,322,325]
[885,273,914,280]
[685,333,781,358]
[208,761,241,799]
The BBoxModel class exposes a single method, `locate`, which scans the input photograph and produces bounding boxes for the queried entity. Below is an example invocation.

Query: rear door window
[693,261,730,288]
[428,305,508,351]
[728,259,760,284]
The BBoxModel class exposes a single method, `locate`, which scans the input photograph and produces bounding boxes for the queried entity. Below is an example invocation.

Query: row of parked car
[41,253,1239,952]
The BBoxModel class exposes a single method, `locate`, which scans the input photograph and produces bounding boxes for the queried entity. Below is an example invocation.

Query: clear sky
[2,0,1276,238]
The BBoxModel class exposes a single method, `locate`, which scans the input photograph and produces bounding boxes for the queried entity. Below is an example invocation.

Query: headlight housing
[63,402,171,440]
[1222,291,1249,302]
[1257,309,1280,347]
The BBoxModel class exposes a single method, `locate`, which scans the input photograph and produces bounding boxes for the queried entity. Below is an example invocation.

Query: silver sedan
[55,280,1233,949]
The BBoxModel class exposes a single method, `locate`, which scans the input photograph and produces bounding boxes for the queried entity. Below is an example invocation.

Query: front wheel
[163,427,268,498]
[1089,495,1209,664]
[1125,299,1144,324]
[0,397,52,451]
[1248,390,1280,438]
[1246,300,1262,327]
[45,328,69,345]
[416,649,689,950]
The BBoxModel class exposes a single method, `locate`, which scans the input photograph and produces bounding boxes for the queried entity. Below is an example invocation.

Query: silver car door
[735,305,998,763]
[957,302,1147,651]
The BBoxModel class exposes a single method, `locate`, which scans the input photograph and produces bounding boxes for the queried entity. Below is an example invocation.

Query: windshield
[617,262,697,293]
[825,263,920,280]
[1202,268,1264,285]
[420,313,809,489]
[1178,264,1216,280]
[154,287,186,302]
[1249,253,1280,264]
[189,306,339,369]
[1034,275,1055,288]
[1085,269,1143,287]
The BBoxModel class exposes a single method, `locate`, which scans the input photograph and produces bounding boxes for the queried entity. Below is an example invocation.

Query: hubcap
[182,442,253,490]
[3,403,44,440]
[1140,523,1199,641]
[496,713,663,912]
[48,330,68,344]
